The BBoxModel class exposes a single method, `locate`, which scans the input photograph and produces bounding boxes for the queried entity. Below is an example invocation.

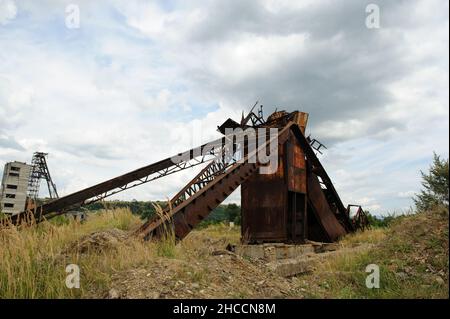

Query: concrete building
[0,161,32,215]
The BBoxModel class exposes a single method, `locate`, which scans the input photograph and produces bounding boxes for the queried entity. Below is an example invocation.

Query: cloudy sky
[0,0,448,215]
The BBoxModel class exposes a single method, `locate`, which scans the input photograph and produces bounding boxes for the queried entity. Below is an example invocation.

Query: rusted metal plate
[287,191,307,243]
[241,176,287,243]
[293,111,309,132]
[287,131,307,194]
[307,170,347,242]
[241,124,310,243]
[241,140,287,243]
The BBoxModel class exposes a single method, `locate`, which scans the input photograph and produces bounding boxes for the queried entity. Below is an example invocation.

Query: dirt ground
[96,230,309,299]
[76,208,448,299]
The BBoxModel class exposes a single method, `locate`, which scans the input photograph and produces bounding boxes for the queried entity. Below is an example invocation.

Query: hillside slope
[297,206,449,298]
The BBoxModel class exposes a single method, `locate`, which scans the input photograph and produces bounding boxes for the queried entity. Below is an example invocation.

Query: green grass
[299,206,449,299]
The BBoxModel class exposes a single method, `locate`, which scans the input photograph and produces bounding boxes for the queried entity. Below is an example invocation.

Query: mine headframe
[27,152,59,200]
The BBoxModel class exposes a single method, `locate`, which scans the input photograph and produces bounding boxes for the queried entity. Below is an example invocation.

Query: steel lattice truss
[10,128,259,224]
[27,152,59,199]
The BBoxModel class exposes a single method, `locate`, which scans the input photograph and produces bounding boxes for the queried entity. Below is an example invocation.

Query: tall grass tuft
[0,208,153,298]
[153,203,177,258]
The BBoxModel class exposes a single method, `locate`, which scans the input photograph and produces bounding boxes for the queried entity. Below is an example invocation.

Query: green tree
[225,203,240,224]
[366,211,397,228]
[414,153,449,211]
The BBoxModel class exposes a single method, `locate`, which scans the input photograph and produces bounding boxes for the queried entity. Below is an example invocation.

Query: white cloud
[0,0,17,25]
[0,0,448,216]
[398,191,416,199]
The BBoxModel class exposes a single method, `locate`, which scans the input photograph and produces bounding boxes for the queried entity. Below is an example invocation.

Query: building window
[4,203,14,208]
[10,166,20,172]
[6,184,18,190]
[9,172,19,177]
[5,194,16,199]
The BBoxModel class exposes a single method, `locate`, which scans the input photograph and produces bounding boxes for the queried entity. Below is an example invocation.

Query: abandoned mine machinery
[1,105,369,243]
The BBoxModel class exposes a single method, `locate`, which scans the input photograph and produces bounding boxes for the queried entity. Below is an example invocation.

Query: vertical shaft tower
[27,152,59,199]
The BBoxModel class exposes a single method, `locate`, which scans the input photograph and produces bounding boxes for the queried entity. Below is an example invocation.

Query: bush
[366,212,398,228]
[198,203,241,227]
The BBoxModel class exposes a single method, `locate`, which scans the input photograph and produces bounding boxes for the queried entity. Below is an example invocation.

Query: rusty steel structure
[27,152,59,200]
[347,204,370,231]
[5,107,368,243]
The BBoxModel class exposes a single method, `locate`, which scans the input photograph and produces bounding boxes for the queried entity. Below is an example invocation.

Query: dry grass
[340,227,387,246]
[0,207,254,299]
[1,205,448,299]
[152,203,177,258]
[0,208,155,298]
